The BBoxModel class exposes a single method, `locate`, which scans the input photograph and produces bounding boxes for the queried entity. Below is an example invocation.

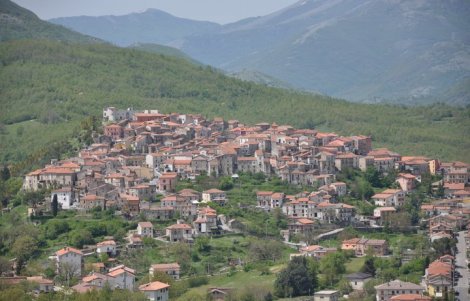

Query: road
[455,231,469,301]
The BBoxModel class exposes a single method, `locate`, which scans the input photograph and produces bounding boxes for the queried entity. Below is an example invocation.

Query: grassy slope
[0,39,469,166]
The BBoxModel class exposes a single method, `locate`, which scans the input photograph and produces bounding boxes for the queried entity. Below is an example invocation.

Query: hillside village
[2,107,470,301]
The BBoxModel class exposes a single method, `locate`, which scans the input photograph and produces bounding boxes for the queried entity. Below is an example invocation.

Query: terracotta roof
[297,218,315,225]
[166,223,192,230]
[137,222,152,229]
[203,188,224,194]
[427,260,451,276]
[390,294,431,301]
[151,263,180,270]
[139,281,170,291]
[97,240,116,247]
[56,247,83,256]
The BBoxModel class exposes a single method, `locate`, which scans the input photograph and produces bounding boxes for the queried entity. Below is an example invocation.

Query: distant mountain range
[50,0,470,105]
[50,8,221,47]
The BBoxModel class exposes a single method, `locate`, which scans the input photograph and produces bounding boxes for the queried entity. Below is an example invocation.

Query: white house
[149,263,180,280]
[51,187,76,210]
[345,272,373,290]
[55,247,83,278]
[137,222,154,238]
[313,290,340,301]
[96,240,117,257]
[139,281,170,301]
[107,265,135,290]
[202,189,227,205]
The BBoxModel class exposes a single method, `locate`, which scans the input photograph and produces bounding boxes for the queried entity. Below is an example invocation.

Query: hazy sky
[13,0,299,24]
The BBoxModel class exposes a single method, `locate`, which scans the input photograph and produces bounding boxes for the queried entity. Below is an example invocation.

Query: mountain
[0,0,100,43]
[128,43,201,65]
[178,0,470,104]
[51,0,470,105]
[49,8,221,47]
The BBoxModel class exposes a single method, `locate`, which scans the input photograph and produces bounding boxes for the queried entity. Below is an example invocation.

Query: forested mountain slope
[0,0,100,43]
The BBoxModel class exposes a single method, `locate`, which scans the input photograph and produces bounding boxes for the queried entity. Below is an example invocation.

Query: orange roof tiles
[139,281,170,291]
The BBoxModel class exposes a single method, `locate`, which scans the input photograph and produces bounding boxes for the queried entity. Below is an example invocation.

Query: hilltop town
[1,107,469,301]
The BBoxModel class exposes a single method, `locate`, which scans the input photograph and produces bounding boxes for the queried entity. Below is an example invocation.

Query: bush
[187,275,209,288]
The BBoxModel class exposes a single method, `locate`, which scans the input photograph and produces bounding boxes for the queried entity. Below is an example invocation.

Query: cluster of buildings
[16,108,470,299]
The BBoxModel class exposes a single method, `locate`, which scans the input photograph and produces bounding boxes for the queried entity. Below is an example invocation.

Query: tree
[320,252,347,287]
[0,166,10,181]
[51,194,58,217]
[12,235,38,273]
[69,229,94,248]
[0,256,11,276]
[338,277,353,295]
[274,256,317,298]
[361,256,376,276]
[219,177,234,190]
[431,237,456,258]
[249,239,283,262]
[365,166,382,187]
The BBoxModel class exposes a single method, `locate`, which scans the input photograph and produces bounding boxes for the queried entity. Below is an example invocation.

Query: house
[396,173,417,192]
[373,207,397,225]
[23,166,77,191]
[165,223,193,242]
[27,276,54,293]
[137,222,154,238]
[55,247,83,278]
[140,204,174,221]
[341,238,388,256]
[104,124,124,139]
[372,189,405,207]
[374,280,425,301]
[149,263,180,280]
[158,172,178,192]
[81,272,110,289]
[208,287,233,301]
[79,194,106,211]
[423,258,453,298]
[0,276,54,293]
[160,194,197,218]
[107,265,135,290]
[193,207,218,235]
[287,218,315,236]
[202,189,227,206]
[299,245,336,259]
[313,290,340,301]
[345,272,373,290]
[96,240,117,257]
[127,234,143,249]
[139,281,170,301]
[51,187,76,210]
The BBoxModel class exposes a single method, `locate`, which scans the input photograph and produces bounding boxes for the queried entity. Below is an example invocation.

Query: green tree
[12,235,38,273]
[365,166,382,187]
[274,256,317,298]
[1,166,10,181]
[361,256,376,276]
[320,252,347,287]
[51,194,58,217]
